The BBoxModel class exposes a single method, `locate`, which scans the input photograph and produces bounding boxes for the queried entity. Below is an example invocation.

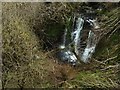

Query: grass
[2,2,120,89]
[73,70,118,88]
[3,16,40,70]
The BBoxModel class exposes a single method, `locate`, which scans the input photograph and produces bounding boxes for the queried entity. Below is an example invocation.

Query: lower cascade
[58,14,100,65]
[81,30,96,63]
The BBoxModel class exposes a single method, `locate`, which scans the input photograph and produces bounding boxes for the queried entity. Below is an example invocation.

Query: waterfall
[63,28,68,46]
[81,30,96,63]
[86,19,100,29]
[81,18,99,63]
[72,17,84,56]
[59,28,67,49]
[58,15,100,65]
[59,28,77,65]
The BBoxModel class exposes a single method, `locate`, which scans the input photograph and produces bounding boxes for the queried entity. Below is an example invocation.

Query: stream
[58,13,100,65]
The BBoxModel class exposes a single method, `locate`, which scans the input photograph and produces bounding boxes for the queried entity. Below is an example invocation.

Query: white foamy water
[81,46,96,62]
[63,28,68,46]
[72,17,84,55]
[59,15,100,64]
[81,30,96,62]
[59,27,77,65]
[86,19,100,29]
[59,50,77,65]
[80,18,99,62]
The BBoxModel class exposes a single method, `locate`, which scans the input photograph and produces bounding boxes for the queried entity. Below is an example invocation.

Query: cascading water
[71,17,84,56]
[58,14,100,65]
[81,30,96,63]
[59,28,67,49]
[59,28,77,65]
[81,18,100,63]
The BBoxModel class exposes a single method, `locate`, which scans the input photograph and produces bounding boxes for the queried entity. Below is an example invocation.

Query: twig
[108,25,120,39]
[93,58,106,65]
[44,49,56,58]
[101,64,119,71]
[103,56,117,63]
[108,78,117,87]
[106,48,110,56]
[64,81,73,88]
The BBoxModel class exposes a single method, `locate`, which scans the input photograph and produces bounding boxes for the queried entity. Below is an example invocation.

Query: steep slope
[2,2,120,89]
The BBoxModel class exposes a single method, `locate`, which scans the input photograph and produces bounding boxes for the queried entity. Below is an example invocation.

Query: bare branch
[103,56,118,63]
[101,64,119,71]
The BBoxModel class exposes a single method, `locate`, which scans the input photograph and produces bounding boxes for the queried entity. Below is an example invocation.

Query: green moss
[45,23,65,38]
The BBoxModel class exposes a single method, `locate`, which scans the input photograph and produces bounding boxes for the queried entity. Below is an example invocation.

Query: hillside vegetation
[2,2,120,89]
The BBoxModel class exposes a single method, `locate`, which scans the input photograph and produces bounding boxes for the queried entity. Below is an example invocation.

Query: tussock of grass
[70,71,118,88]
[94,7,120,65]
[3,17,39,70]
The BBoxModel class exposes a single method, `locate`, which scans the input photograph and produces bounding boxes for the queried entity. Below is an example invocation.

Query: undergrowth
[2,2,120,89]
